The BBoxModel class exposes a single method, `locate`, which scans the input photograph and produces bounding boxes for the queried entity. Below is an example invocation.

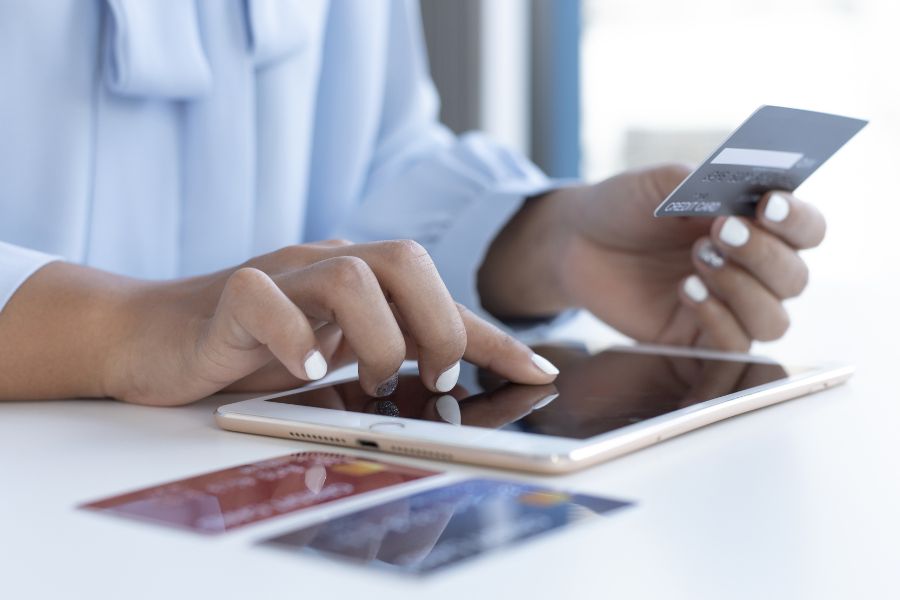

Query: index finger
[326,241,557,390]
[456,304,559,384]
[756,191,827,249]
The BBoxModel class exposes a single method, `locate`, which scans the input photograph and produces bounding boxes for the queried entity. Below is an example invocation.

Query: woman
[0,1,823,405]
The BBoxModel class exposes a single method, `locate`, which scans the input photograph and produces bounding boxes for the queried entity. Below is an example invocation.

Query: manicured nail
[764,193,790,223]
[531,393,559,410]
[531,353,560,375]
[304,350,327,380]
[684,275,709,303]
[435,395,461,425]
[374,372,399,397]
[435,362,460,392]
[697,239,725,269]
[720,217,750,247]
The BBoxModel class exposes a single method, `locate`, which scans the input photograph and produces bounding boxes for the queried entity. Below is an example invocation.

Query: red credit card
[81,453,438,534]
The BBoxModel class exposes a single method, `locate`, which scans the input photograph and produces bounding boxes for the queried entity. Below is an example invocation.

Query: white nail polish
[764,193,790,223]
[530,353,560,375]
[435,362,460,392]
[304,350,327,380]
[720,217,750,247]
[435,395,462,425]
[684,275,708,303]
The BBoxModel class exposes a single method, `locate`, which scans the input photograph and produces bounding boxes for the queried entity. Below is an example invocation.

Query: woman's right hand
[63,239,554,406]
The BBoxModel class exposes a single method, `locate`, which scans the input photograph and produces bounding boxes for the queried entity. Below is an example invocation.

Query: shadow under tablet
[261,479,632,575]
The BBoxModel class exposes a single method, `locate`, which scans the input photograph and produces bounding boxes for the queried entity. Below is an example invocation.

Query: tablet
[215,344,853,474]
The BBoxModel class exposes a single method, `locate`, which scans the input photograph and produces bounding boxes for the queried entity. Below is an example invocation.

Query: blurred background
[421,0,899,358]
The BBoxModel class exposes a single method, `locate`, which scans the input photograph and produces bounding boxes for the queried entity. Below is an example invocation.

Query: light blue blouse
[0,0,553,324]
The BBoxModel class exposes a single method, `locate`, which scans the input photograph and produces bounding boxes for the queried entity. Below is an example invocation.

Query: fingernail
[304,350,327,380]
[531,393,559,410]
[530,353,560,375]
[435,395,461,425]
[684,275,709,303]
[764,193,790,223]
[719,217,750,247]
[374,372,399,397]
[697,239,725,269]
[435,362,460,392]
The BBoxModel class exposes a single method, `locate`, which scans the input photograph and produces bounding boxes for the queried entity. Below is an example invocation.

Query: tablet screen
[267,347,799,440]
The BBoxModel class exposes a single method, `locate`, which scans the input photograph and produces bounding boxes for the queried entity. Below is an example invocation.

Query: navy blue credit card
[261,479,633,575]
[654,105,867,217]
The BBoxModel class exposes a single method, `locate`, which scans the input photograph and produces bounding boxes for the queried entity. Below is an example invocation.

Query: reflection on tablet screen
[268,348,795,440]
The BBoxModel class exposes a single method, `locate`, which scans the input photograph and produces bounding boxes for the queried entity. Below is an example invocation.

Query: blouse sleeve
[0,241,59,313]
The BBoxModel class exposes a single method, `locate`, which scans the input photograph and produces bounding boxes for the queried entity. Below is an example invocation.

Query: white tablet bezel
[214,344,853,474]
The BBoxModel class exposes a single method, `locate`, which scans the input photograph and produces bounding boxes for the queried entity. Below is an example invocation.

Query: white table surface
[2,279,898,600]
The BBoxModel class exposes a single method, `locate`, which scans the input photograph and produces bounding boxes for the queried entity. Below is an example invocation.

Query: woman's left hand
[479,164,826,351]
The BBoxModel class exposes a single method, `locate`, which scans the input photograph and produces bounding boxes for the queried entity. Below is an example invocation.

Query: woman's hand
[0,240,558,405]
[479,164,826,351]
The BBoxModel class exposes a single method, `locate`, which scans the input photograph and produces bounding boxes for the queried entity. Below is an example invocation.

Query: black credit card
[654,105,867,217]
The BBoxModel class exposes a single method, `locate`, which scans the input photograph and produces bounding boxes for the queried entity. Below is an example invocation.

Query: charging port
[357,439,379,449]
